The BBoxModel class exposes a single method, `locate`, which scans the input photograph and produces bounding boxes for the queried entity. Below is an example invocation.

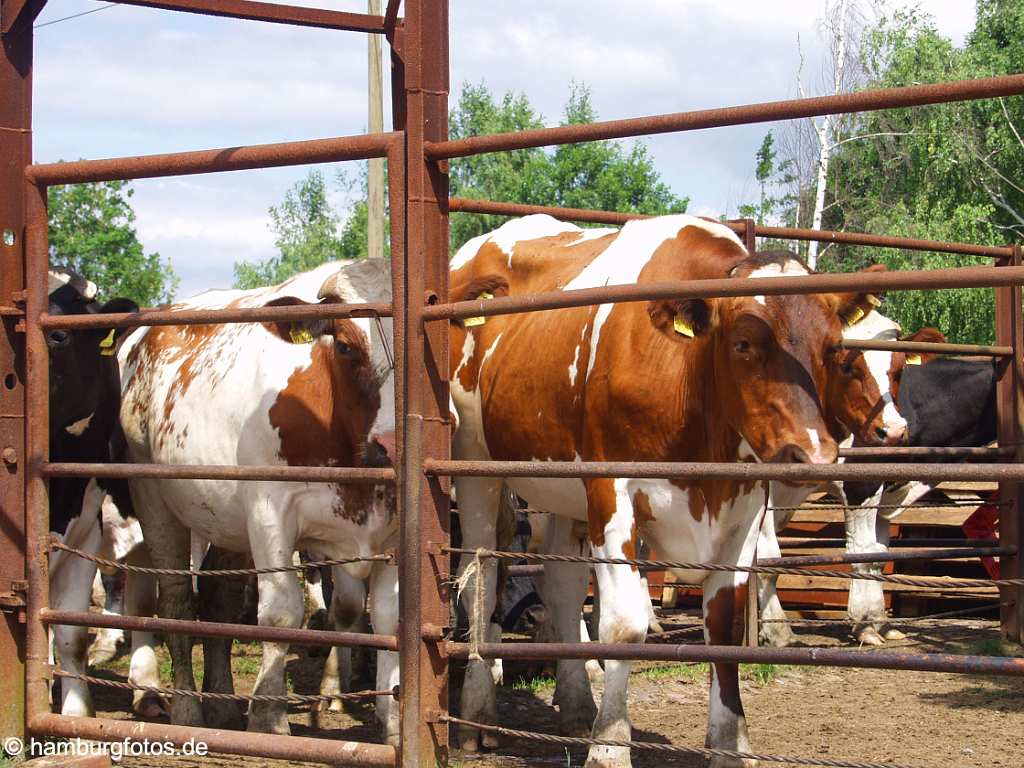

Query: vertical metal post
[396,1,450,766]
[995,243,1024,643]
[0,8,34,740]
[367,0,385,259]
[743,218,756,255]
[24,179,50,729]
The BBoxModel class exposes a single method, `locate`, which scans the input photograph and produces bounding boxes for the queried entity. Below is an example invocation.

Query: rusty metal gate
[2,2,1024,766]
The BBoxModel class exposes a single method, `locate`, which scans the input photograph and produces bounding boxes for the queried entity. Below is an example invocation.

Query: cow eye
[47,330,71,349]
[336,341,353,356]
[734,340,751,355]
[840,361,855,375]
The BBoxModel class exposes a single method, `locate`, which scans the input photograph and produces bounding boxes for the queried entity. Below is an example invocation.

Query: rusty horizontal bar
[39,301,392,331]
[111,0,388,32]
[838,445,1012,458]
[756,546,1016,568]
[26,131,399,185]
[423,265,1024,322]
[42,610,399,651]
[780,538,1001,549]
[503,546,1015,577]
[449,197,1012,258]
[841,338,1011,357]
[30,713,396,766]
[756,224,1012,259]
[427,74,1024,160]
[445,640,1024,676]
[423,459,1024,483]
[44,462,395,484]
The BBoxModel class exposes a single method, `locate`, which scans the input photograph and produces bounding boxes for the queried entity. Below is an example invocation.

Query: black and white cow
[46,268,138,716]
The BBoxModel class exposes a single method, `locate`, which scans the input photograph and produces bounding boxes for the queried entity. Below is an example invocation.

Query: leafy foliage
[449,82,689,251]
[48,179,177,306]
[759,3,1024,344]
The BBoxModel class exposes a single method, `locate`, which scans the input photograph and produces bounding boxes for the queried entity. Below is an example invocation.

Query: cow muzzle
[363,430,397,468]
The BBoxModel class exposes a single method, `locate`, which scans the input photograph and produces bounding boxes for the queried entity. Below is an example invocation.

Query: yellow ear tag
[673,316,695,338]
[866,294,882,307]
[906,354,922,365]
[464,291,494,328]
[289,324,315,344]
[99,328,116,356]
[842,306,865,326]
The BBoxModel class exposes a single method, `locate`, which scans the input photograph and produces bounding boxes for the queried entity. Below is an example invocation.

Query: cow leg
[131,484,203,726]
[247,530,303,735]
[454,476,502,752]
[49,481,104,718]
[845,496,887,646]
[756,508,793,647]
[542,515,597,736]
[89,571,126,666]
[636,539,663,634]
[123,546,166,719]
[319,566,367,716]
[198,546,248,730]
[584,480,649,768]
[703,571,756,768]
[874,512,905,641]
[369,560,400,746]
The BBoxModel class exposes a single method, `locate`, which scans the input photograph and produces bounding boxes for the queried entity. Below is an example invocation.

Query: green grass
[510,675,556,694]
[639,662,707,682]
[233,654,261,677]
[746,663,781,686]
[973,638,1008,656]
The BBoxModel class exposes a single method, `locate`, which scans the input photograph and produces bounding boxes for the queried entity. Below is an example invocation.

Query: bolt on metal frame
[1,1,1023,766]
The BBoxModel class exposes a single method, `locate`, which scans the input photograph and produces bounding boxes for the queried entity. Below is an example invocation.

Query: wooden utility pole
[367,0,385,259]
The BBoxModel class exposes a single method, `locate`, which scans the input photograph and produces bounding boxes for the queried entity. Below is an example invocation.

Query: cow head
[47,268,139,434]
[265,260,395,471]
[648,257,888,470]
[888,327,947,406]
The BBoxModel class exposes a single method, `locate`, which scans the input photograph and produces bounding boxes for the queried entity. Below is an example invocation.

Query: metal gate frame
[1,2,1022,766]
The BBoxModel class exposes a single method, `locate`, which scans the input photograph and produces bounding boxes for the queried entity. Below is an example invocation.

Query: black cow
[46,267,137,716]
[841,347,998,644]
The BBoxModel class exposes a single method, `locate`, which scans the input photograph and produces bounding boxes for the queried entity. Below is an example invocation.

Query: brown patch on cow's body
[705,584,748,717]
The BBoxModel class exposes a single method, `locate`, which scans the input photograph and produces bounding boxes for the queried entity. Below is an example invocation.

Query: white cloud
[32,0,976,297]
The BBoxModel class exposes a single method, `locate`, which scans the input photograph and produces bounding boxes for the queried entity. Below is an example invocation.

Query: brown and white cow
[118,260,398,737]
[448,215,885,768]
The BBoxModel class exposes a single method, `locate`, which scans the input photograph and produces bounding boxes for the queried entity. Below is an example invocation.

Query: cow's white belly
[121,325,393,564]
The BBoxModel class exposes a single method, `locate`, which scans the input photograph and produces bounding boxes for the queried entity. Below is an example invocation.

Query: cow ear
[263,297,331,345]
[902,327,947,365]
[834,264,887,326]
[647,298,716,341]
[98,298,140,345]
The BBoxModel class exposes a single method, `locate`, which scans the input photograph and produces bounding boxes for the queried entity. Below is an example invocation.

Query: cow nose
[881,422,907,445]
[371,431,397,463]
[769,444,812,465]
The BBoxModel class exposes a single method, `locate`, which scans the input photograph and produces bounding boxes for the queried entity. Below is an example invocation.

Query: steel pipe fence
[4,2,1024,767]
[448,196,1016,259]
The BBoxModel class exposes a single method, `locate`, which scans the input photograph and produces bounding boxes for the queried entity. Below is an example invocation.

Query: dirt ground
[77,613,1024,768]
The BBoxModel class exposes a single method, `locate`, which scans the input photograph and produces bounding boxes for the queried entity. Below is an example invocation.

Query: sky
[32,1,978,298]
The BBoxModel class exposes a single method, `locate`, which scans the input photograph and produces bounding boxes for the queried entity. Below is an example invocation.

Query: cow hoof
[170,697,204,727]
[328,698,344,713]
[883,628,907,641]
[856,626,885,646]
[459,730,480,754]
[559,706,596,737]
[759,624,795,648]
[247,715,291,735]
[583,747,632,768]
[88,643,121,667]
[481,730,500,749]
[134,694,169,720]
[203,701,245,731]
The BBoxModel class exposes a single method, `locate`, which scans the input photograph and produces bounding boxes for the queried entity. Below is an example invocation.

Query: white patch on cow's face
[565,216,743,384]
[842,310,907,432]
[65,413,94,436]
[746,261,809,280]
[754,295,766,305]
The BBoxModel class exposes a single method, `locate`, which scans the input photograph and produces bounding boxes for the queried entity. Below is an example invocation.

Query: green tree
[809,4,1023,344]
[48,180,177,306]
[449,82,688,251]
[234,169,345,289]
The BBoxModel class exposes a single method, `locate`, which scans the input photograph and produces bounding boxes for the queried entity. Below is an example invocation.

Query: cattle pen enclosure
[1,2,1024,767]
